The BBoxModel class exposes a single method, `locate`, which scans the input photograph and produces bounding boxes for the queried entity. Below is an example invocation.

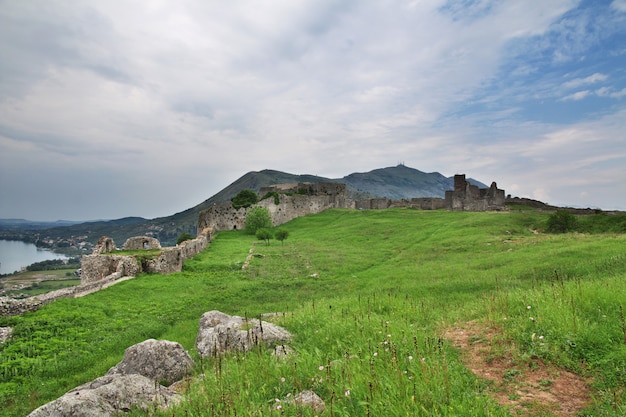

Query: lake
[0,240,69,275]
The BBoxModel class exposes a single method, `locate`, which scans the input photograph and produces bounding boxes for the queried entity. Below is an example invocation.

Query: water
[0,240,69,275]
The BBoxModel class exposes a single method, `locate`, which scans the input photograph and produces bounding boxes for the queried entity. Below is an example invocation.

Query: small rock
[0,326,13,344]
[293,390,325,413]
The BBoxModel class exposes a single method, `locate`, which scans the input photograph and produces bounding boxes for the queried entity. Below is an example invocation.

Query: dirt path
[444,321,592,416]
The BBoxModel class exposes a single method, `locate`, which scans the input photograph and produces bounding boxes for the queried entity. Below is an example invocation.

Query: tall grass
[1,209,625,416]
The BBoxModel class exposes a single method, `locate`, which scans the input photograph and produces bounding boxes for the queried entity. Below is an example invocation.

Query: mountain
[339,165,486,200]
[0,219,86,229]
[3,166,489,248]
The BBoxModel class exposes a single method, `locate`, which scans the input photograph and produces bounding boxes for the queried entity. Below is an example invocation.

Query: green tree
[232,190,259,209]
[176,233,194,245]
[245,206,272,234]
[256,228,273,245]
[275,228,289,245]
[546,210,578,233]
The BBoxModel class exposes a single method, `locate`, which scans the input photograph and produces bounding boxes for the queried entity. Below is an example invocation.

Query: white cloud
[561,90,592,101]
[612,0,626,12]
[563,73,608,89]
[596,87,626,98]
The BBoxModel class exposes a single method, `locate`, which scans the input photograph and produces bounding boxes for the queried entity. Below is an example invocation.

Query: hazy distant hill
[3,166,488,247]
[340,165,486,200]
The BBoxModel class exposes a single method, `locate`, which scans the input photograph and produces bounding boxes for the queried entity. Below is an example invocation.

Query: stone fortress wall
[198,176,505,234]
[197,182,353,232]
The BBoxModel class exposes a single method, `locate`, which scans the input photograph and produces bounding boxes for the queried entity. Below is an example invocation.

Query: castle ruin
[445,174,505,211]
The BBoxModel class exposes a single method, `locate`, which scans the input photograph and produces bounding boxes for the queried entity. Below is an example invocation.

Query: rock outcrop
[27,374,181,417]
[28,339,192,416]
[196,310,292,357]
[107,339,194,386]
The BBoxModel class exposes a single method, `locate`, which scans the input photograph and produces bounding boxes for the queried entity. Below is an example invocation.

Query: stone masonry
[445,174,505,211]
[198,182,352,232]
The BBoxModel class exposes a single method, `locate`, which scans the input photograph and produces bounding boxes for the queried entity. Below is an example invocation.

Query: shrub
[255,228,273,245]
[546,210,578,233]
[176,233,194,245]
[260,191,280,205]
[275,228,289,245]
[245,207,272,234]
[232,190,259,209]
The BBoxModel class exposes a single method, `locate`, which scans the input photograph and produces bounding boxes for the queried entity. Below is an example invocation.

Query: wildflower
[277,405,282,410]
[408,355,413,361]
[319,365,324,371]
[275,399,281,403]
[345,389,351,397]
[281,377,286,383]
[527,305,532,310]
[373,352,378,357]
[539,335,544,340]
[529,317,535,321]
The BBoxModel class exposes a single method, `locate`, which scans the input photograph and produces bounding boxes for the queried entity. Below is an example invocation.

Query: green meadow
[1,209,625,416]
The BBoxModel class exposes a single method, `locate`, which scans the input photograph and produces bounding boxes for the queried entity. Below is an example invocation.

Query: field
[0,269,80,297]
[1,209,625,416]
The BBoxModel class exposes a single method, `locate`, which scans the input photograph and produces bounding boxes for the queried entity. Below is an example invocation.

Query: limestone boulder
[107,339,194,386]
[27,374,181,417]
[196,310,292,357]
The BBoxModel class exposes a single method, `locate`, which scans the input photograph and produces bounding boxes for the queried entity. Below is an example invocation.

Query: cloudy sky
[1,0,625,221]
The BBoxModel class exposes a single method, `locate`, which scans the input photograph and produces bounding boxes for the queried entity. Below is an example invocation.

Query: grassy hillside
[1,209,625,416]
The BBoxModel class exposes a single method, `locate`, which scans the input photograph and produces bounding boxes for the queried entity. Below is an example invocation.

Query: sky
[1,0,625,221]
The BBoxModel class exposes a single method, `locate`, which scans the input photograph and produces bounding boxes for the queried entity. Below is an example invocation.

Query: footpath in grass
[1,209,625,416]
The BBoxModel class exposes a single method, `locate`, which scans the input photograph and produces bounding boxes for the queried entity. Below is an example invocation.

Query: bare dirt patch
[444,321,593,416]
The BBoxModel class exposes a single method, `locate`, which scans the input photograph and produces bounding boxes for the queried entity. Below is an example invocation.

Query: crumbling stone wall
[80,229,213,286]
[409,198,446,210]
[80,255,140,284]
[355,197,445,210]
[93,236,117,254]
[355,198,392,210]
[198,182,352,232]
[445,174,505,211]
[122,236,161,250]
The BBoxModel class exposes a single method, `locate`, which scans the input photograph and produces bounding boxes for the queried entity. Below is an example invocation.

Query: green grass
[1,209,625,416]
